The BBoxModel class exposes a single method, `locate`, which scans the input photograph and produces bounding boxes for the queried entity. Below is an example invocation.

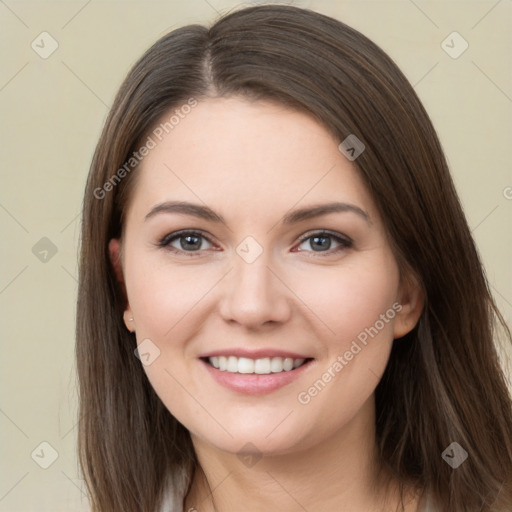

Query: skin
[109,97,424,511]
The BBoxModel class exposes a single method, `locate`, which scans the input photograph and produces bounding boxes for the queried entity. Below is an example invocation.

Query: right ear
[109,239,134,332]
[108,238,124,288]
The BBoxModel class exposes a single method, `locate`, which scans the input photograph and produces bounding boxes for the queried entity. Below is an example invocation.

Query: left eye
[295,231,352,255]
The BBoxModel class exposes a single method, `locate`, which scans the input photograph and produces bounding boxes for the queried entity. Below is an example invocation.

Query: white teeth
[238,357,254,373]
[270,357,284,373]
[207,355,307,374]
[254,358,270,374]
[227,356,238,372]
[283,358,294,371]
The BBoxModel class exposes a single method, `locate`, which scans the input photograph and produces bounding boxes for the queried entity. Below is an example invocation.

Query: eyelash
[157,229,353,258]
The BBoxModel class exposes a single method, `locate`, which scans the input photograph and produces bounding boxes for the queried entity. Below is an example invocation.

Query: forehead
[127,97,375,222]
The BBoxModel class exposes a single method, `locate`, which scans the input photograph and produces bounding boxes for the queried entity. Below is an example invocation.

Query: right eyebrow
[145,201,225,223]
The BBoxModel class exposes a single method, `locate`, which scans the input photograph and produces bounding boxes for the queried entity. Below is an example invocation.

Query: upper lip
[199,348,312,359]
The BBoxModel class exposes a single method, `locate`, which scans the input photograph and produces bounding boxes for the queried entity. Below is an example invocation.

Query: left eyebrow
[280,202,370,226]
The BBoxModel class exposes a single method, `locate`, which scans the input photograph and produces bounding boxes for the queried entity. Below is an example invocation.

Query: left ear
[393,273,424,339]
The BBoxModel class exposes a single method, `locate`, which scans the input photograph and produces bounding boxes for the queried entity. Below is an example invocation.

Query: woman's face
[111,97,420,456]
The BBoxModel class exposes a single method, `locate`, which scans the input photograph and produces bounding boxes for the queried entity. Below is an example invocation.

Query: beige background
[0,0,510,510]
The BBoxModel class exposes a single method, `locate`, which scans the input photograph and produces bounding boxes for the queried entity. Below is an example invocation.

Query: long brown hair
[76,5,512,511]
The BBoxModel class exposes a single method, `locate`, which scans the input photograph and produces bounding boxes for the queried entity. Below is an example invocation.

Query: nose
[218,249,292,329]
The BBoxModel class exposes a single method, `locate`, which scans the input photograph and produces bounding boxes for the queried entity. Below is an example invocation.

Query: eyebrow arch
[144,200,370,225]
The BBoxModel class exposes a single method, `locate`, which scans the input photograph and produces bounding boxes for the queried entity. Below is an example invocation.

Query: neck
[184,396,420,512]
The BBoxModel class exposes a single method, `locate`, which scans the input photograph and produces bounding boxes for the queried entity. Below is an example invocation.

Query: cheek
[294,255,400,347]
[125,249,217,341]
[123,252,221,435]
[291,256,400,434]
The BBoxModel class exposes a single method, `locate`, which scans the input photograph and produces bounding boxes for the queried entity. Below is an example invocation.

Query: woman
[76,5,512,512]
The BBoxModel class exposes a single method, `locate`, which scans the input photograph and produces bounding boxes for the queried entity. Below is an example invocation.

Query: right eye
[158,230,215,256]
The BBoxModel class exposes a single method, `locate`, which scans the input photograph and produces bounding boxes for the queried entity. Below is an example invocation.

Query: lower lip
[201,359,314,396]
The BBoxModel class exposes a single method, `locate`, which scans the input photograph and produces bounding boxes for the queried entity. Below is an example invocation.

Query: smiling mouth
[202,356,313,374]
